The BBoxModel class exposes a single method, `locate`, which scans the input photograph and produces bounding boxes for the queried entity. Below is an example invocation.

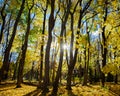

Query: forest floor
[0,81,120,96]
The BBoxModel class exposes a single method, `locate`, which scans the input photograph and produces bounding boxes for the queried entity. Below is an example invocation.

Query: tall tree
[37,0,48,89]
[51,0,71,95]
[0,0,25,82]
[66,0,92,90]
[0,0,7,43]
[66,0,80,90]
[16,0,34,88]
[101,0,108,87]
[83,25,91,85]
[42,0,56,93]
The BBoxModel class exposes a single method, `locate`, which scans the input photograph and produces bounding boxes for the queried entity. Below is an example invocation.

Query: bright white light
[92,28,103,36]
[63,44,68,49]
[92,30,99,36]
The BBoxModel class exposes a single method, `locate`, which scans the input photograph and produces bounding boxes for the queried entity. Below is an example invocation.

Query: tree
[0,0,7,43]
[66,0,92,89]
[37,0,48,89]
[0,0,25,82]
[100,0,108,87]
[51,0,71,95]
[42,0,56,93]
[16,0,34,88]
[66,0,80,89]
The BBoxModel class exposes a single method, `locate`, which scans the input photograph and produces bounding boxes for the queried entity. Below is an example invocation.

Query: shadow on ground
[23,89,50,96]
[67,90,77,96]
[23,89,41,96]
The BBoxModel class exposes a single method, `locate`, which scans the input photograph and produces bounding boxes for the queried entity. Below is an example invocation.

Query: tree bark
[37,1,48,89]
[83,28,90,85]
[0,0,25,82]
[101,2,108,87]
[12,53,21,80]
[66,0,92,89]
[16,3,34,87]
[114,74,118,84]
[52,37,64,95]
[42,0,55,93]
[114,50,118,84]
[66,10,74,89]
[66,0,82,89]
[83,47,87,85]
[52,1,71,95]
[0,0,7,43]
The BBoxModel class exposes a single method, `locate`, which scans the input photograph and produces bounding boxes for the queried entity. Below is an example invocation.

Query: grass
[0,81,119,96]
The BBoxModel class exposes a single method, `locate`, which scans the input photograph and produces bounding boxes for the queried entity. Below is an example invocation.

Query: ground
[0,81,120,96]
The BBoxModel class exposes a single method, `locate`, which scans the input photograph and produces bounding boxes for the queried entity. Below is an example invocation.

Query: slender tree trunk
[0,0,7,43]
[51,41,58,83]
[83,47,87,85]
[66,1,82,90]
[101,3,108,87]
[51,49,55,83]
[6,14,12,46]
[96,34,101,82]
[83,29,90,85]
[42,0,55,93]
[12,53,21,80]
[52,37,64,95]
[114,50,118,84]
[38,2,48,89]
[101,29,107,86]
[66,0,92,89]
[52,1,71,95]
[0,0,25,82]
[66,12,75,90]
[87,31,90,83]
[114,74,118,84]
[16,4,34,87]
[30,61,35,81]
[66,66,73,89]
[0,15,6,43]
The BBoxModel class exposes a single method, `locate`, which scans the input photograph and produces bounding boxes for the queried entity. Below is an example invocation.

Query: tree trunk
[38,2,48,89]
[51,42,58,83]
[0,0,25,82]
[16,4,33,87]
[66,12,74,90]
[66,0,81,90]
[101,44,107,87]
[51,1,71,95]
[114,50,118,84]
[114,74,118,84]
[30,61,35,81]
[0,15,6,43]
[66,66,73,90]
[83,47,88,86]
[0,0,7,43]
[66,0,92,89]
[6,14,12,46]
[42,0,55,93]
[12,53,20,80]
[101,1,108,87]
[52,39,64,95]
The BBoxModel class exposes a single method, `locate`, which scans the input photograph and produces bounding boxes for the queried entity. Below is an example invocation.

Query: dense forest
[0,0,120,96]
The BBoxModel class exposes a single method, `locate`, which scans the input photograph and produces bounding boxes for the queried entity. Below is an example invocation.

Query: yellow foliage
[111,0,118,10]
[10,0,20,9]
[102,59,120,75]
[0,84,36,96]
[0,83,115,96]
[66,30,72,37]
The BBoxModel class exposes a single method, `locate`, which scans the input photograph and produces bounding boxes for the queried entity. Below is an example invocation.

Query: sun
[63,44,68,49]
